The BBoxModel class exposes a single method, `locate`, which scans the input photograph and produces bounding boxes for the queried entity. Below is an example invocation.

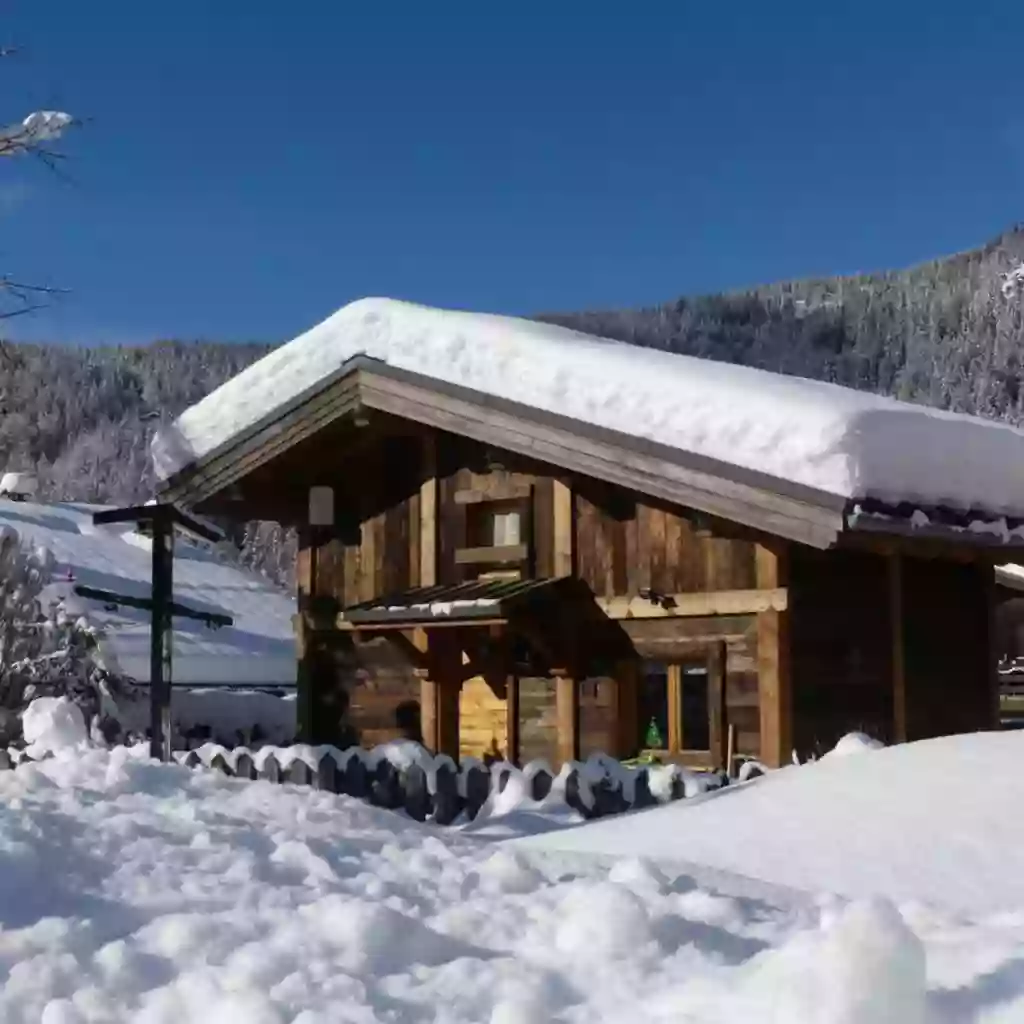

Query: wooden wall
[788,546,893,757]
[573,483,758,598]
[299,426,769,761]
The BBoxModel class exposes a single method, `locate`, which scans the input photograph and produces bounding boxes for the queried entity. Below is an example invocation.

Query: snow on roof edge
[153,297,1024,518]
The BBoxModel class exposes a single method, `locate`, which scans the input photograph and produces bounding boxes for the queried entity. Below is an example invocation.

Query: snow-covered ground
[0,500,295,686]
[4,706,1024,1022]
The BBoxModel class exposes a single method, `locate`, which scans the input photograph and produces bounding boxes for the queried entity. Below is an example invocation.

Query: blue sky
[2,2,1022,344]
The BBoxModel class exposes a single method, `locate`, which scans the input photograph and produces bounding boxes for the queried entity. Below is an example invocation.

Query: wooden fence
[174,745,739,824]
[0,743,764,826]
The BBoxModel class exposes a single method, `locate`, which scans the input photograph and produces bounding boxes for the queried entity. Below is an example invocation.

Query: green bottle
[645,717,663,749]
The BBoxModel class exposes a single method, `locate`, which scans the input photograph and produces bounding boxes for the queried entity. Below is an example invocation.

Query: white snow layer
[0,500,295,685]
[156,296,1024,515]
[515,729,1024,915]
[0,739,1023,1022]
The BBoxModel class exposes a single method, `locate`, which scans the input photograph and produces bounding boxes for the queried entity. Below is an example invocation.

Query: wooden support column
[755,542,791,767]
[149,511,174,762]
[419,630,461,758]
[889,551,907,743]
[611,658,639,759]
[708,640,728,771]
[294,539,315,743]
[553,667,579,766]
[985,564,1000,731]
[553,479,573,577]
[420,432,438,587]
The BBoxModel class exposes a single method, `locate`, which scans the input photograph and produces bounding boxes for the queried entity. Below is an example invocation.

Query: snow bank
[0,743,1020,1021]
[173,688,296,746]
[515,729,1024,914]
[156,297,1024,516]
[21,697,88,757]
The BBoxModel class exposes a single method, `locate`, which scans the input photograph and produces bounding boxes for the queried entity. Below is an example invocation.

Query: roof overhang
[159,356,848,549]
[339,576,569,630]
[159,357,1024,554]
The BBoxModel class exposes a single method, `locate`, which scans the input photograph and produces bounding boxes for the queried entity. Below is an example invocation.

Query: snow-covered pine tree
[0,527,143,745]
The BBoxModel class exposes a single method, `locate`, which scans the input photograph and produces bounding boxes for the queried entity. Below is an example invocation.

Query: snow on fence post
[315,753,341,792]
[432,763,461,825]
[346,756,368,799]
[564,767,596,819]
[403,763,430,822]
[370,760,404,810]
[632,769,656,810]
[209,752,232,776]
[528,767,553,801]
[463,764,489,820]
[260,754,282,784]
[0,749,12,771]
[287,759,313,787]
[235,752,257,781]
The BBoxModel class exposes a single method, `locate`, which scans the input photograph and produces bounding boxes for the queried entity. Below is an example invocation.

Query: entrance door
[637,643,727,769]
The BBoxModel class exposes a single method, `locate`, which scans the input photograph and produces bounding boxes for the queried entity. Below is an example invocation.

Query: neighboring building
[154,298,1024,769]
[0,499,296,687]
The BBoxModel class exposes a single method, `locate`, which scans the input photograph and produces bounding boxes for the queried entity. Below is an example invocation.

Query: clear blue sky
[2,1,1022,344]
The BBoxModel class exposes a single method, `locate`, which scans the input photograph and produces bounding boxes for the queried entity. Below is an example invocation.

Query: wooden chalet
[155,305,1024,771]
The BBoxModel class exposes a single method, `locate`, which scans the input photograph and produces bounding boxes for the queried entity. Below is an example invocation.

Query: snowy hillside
[3,722,1024,1021]
[0,500,295,685]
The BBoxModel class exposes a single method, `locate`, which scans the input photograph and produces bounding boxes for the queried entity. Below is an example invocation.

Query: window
[681,665,710,750]
[638,658,714,759]
[492,510,521,547]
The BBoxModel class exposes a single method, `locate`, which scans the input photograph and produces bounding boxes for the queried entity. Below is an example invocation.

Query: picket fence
[174,743,747,824]
[0,743,766,826]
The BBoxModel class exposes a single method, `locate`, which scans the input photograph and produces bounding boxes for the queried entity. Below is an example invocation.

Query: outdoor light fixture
[308,485,335,527]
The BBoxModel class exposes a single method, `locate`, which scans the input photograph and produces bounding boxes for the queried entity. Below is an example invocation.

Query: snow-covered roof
[154,297,1024,518]
[0,500,295,685]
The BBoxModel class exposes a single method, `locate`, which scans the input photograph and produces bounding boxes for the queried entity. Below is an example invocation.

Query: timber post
[418,629,461,759]
[149,511,174,762]
[87,503,228,763]
[755,541,791,767]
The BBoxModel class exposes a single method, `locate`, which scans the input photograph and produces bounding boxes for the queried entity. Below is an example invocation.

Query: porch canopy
[339,577,566,630]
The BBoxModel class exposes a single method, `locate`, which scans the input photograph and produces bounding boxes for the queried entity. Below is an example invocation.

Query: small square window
[492,510,521,546]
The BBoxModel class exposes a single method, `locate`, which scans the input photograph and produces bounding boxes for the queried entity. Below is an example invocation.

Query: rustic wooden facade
[159,358,1021,769]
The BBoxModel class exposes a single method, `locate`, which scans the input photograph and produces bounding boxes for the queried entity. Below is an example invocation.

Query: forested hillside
[544,225,1024,423]
[4,225,1024,588]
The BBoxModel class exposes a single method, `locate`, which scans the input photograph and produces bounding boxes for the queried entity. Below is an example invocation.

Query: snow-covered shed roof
[0,500,295,685]
[154,297,1024,548]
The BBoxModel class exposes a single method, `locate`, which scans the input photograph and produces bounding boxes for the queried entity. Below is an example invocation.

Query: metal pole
[149,511,175,761]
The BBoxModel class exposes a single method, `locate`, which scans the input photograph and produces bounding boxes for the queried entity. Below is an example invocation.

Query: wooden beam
[294,537,314,743]
[419,432,437,587]
[554,670,579,766]
[755,543,791,768]
[667,664,682,752]
[419,632,461,758]
[612,658,639,759]
[553,478,573,577]
[598,587,787,619]
[889,552,907,743]
[454,544,529,565]
[454,481,533,504]
[708,640,728,771]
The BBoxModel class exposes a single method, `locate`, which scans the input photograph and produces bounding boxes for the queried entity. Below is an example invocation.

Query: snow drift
[515,729,1024,914]
[0,732,1022,1021]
